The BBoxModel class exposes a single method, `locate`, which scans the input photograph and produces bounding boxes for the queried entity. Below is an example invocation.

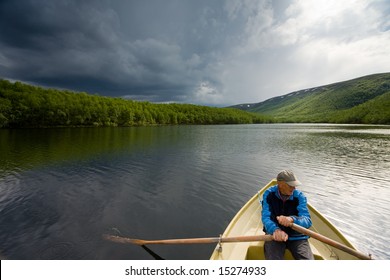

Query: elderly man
[261,170,314,260]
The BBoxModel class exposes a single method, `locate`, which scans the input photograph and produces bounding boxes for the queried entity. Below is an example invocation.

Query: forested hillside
[0,80,271,128]
[232,73,390,124]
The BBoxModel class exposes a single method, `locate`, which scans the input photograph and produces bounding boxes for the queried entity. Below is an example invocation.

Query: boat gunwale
[221,180,275,238]
[307,203,357,250]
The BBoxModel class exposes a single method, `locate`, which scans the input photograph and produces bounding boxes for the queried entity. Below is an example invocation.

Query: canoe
[210,179,360,260]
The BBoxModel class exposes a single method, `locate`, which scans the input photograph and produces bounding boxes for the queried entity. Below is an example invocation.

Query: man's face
[278,181,296,196]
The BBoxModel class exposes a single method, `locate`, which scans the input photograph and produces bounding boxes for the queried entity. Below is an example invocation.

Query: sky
[0,0,389,106]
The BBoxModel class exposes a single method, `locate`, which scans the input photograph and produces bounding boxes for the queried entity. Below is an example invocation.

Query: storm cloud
[0,0,389,106]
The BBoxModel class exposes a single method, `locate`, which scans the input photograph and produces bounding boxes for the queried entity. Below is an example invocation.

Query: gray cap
[277,170,302,186]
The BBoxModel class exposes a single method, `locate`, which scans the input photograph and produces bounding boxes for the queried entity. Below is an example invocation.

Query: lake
[0,124,389,260]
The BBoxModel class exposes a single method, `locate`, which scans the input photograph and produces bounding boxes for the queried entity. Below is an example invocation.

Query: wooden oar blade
[102,234,146,246]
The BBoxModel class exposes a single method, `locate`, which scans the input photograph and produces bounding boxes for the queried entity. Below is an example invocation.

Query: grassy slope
[233,73,390,124]
[329,91,390,124]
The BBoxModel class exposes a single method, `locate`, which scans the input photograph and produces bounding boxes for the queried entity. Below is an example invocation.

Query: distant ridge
[230,73,390,124]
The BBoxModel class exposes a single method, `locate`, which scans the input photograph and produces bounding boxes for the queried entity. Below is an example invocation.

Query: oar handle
[221,235,274,243]
[291,223,372,260]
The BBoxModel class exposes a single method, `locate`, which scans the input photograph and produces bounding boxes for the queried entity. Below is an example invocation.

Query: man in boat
[261,170,314,260]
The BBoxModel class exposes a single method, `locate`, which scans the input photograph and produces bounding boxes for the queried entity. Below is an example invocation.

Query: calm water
[0,124,389,260]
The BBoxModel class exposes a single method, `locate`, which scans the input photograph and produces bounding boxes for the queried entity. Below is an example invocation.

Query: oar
[291,223,372,260]
[141,245,165,260]
[103,234,273,246]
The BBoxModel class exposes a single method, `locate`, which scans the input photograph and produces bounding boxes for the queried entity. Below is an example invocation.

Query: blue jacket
[261,185,312,240]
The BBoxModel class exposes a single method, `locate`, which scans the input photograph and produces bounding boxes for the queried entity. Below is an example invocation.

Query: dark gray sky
[1,0,389,106]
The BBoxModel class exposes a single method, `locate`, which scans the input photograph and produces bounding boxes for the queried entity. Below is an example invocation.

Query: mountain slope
[232,73,390,124]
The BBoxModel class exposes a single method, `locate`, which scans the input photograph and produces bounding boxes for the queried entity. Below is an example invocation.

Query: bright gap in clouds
[217,0,390,106]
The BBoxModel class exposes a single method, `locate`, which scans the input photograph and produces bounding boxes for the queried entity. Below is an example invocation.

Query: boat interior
[245,242,324,260]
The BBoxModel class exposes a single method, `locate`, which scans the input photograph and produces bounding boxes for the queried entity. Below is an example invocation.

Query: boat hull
[210,180,359,260]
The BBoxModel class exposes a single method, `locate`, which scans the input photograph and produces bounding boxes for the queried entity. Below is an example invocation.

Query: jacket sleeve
[291,192,312,229]
[261,190,279,234]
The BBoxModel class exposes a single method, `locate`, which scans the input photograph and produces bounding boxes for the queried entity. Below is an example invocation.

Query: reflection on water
[0,124,389,259]
[284,125,390,259]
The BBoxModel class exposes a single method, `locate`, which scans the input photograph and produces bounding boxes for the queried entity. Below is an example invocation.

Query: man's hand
[277,215,294,227]
[273,229,288,242]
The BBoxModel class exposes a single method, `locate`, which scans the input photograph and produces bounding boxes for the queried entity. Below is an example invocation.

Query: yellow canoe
[210,179,361,260]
